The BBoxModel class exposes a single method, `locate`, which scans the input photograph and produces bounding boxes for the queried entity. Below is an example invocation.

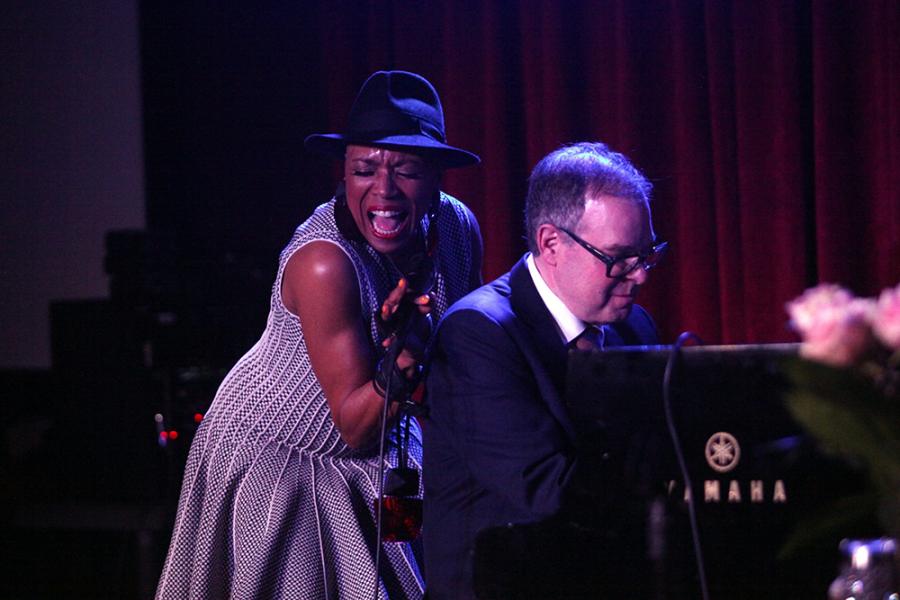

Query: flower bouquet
[780,283,900,556]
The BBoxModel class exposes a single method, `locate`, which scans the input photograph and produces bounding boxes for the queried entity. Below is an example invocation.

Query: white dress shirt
[526,253,601,346]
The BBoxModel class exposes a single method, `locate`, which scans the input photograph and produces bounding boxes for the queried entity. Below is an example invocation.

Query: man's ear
[535,223,562,266]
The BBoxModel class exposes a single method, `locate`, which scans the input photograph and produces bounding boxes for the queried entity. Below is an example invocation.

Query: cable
[373,363,393,600]
[373,327,405,598]
[662,331,710,600]
[373,303,419,600]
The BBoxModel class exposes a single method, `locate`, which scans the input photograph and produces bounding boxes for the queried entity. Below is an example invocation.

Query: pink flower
[871,283,900,351]
[786,284,876,367]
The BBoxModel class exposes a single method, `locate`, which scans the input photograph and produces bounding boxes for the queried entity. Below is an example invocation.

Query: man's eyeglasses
[558,227,668,278]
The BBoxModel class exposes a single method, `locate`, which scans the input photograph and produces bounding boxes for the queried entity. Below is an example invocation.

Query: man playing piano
[423,141,666,599]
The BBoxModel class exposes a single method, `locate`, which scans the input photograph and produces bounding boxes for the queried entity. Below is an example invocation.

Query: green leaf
[779,492,880,559]
[782,358,900,488]
[782,357,900,538]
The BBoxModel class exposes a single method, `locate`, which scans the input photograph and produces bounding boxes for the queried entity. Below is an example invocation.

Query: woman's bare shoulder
[282,240,359,317]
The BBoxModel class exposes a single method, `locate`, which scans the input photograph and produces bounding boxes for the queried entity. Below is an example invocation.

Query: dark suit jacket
[422,255,659,600]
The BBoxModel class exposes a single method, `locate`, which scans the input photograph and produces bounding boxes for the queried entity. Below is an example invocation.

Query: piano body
[473,344,870,599]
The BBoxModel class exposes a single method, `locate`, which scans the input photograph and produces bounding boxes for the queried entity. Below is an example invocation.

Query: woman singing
[156,70,482,599]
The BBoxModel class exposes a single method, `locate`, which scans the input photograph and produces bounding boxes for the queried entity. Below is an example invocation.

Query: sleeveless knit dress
[156,193,479,600]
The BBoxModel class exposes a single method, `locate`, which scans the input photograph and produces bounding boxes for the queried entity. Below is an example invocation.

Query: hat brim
[304,133,480,169]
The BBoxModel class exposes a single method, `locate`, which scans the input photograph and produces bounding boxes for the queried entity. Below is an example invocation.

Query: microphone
[374,252,435,406]
[377,251,435,339]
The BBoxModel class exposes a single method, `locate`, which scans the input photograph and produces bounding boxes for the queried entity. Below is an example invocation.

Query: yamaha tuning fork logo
[705,432,740,473]
[667,431,787,504]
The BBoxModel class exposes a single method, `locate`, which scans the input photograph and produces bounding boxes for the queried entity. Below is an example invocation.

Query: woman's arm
[282,241,419,448]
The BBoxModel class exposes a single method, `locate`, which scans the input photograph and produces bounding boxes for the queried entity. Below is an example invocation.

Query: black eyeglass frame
[558,226,668,278]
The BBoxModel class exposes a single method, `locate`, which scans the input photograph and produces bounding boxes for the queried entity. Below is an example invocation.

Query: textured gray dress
[156,193,480,599]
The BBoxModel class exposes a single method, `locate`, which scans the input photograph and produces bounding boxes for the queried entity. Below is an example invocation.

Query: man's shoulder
[442,270,514,324]
[610,304,659,345]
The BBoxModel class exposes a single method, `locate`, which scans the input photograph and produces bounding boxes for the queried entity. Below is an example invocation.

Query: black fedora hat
[304,70,480,169]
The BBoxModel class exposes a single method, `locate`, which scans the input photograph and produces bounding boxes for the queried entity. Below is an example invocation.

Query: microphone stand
[373,298,426,600]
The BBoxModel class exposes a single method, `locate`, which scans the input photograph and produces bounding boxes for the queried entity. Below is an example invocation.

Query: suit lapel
[507,255,576,440]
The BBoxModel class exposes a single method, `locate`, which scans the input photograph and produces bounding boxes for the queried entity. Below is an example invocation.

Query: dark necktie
[572,325,605,351]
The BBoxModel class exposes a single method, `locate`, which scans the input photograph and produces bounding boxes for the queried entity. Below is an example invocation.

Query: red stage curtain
[310,0,899,344]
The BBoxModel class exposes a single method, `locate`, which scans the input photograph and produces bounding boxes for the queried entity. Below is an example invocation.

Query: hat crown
[346,71,446,143]
[303,70,479,168]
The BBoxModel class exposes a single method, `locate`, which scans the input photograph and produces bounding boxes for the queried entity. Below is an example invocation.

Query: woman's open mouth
[368,208,410,239]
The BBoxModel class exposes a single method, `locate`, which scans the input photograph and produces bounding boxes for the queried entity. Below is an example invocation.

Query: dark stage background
[142,0,899,347]
[2,1,898,599]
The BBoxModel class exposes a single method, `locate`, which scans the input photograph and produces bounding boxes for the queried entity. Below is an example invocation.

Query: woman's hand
[378,277,433,363]
[372,278,432,405]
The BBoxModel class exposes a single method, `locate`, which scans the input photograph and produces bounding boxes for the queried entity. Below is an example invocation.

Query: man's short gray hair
[525,142,652,254]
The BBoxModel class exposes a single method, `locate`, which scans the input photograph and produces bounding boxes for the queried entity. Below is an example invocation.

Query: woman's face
[343,145,440,257]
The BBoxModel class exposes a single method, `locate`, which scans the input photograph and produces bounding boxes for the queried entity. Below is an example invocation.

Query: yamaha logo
[705,432,740,473]
[667,431,786,504]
